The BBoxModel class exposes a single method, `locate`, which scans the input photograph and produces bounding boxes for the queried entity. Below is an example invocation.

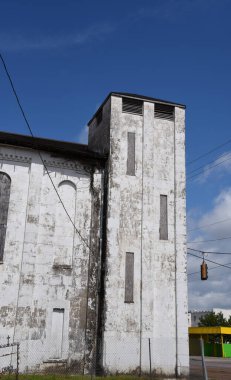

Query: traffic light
[201,259,208,280]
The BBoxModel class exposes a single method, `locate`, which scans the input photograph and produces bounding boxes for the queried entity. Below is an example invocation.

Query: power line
[188,236,231,244]
[188,247,231,255]
[187,251,231,270]
[0,53,99,372]
[0,53,92,253]
[187,154,231,181]
[187,152,231,176]
[188,261,231,276]
[188,217,231,232]
[3,53,231,258]
[187,138,231,166]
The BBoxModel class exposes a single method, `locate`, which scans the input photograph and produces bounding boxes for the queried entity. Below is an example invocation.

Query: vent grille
[122,98,143,116]
[155,103,174,121]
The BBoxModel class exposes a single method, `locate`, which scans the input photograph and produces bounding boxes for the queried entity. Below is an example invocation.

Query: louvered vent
[122,98,143,116]
[155,103,174,121]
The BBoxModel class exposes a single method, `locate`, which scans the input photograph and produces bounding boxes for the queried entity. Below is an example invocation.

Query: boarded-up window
[127,132,135,176]
[54,180,76,267]
[0,173,11,262]
[50,308,64,359]
[125,252,134,303]
[159,195,168,240]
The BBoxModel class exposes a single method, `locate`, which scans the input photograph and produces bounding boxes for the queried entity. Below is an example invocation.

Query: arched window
[53,180,76,267]
[0,172,11,262]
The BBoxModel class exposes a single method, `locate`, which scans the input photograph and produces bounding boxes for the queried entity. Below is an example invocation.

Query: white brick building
[0,93,189,378]
[189,309,231,327]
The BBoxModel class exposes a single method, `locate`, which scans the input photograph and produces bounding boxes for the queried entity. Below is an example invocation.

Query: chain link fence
[0,336,180,379]
[1,335,231,380]
[0,338,19,379]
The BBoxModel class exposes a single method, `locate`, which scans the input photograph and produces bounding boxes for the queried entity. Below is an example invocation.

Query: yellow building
[189,327,231,357]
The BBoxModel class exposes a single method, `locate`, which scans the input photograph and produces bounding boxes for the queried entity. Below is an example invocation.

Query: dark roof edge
[0,131,107,164]
[88,91,186,125]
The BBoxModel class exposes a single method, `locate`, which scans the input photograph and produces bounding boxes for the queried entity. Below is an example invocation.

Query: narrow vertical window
[0,172,11,262]
[50,308,64,359]
[54,180,76,267]
[160,195,168,240]
[125,252,134,303]
[127,132,135,176]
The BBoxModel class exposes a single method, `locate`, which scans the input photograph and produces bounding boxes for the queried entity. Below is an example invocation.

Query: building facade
[0,93,188,377]
[189,309,231,327]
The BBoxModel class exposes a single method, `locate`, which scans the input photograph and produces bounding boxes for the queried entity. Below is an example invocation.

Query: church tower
[88,92,188,377]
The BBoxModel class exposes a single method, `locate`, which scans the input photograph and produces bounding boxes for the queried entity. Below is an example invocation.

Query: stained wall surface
[0,146,102,372]
[89,94,188,377]
[0,92,189,378]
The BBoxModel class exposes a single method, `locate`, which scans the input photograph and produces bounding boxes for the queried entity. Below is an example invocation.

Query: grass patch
[0,376,146,380]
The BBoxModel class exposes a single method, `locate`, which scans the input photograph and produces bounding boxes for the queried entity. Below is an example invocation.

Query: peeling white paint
[0,93,188,378]
[89,96,188,377]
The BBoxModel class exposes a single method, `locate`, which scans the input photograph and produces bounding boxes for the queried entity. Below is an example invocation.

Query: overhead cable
[187,154,231,181]
[0,53,92,252]
[187,152,231,176]
[187,251,231,270]
[188,262,231,276]
[188,247,231,255]
[188,217,231,232]
[188,236,231,244]
[187,138,231,166]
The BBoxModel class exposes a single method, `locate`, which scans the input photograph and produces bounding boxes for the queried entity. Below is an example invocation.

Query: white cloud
[199,189,231,236]
[0,24,114,52]
[187,187,231,310]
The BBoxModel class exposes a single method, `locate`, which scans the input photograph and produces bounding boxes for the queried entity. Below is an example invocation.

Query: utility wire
[188,247,231,255]
[0,53,92,252]
[188,217,231,232]
[188,236,231,244]
[187,152,231,176]
[187,138,231,166]
[187,154,231,181]
[187,251,231,270]
[188,261,231,276]
[3,53,231,253]
[0,53,97,373]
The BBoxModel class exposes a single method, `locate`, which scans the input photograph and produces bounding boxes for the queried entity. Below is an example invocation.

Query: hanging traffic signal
[201,259,208,280]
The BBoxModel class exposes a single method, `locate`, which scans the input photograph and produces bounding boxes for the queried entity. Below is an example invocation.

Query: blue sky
[1,0,231,310]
